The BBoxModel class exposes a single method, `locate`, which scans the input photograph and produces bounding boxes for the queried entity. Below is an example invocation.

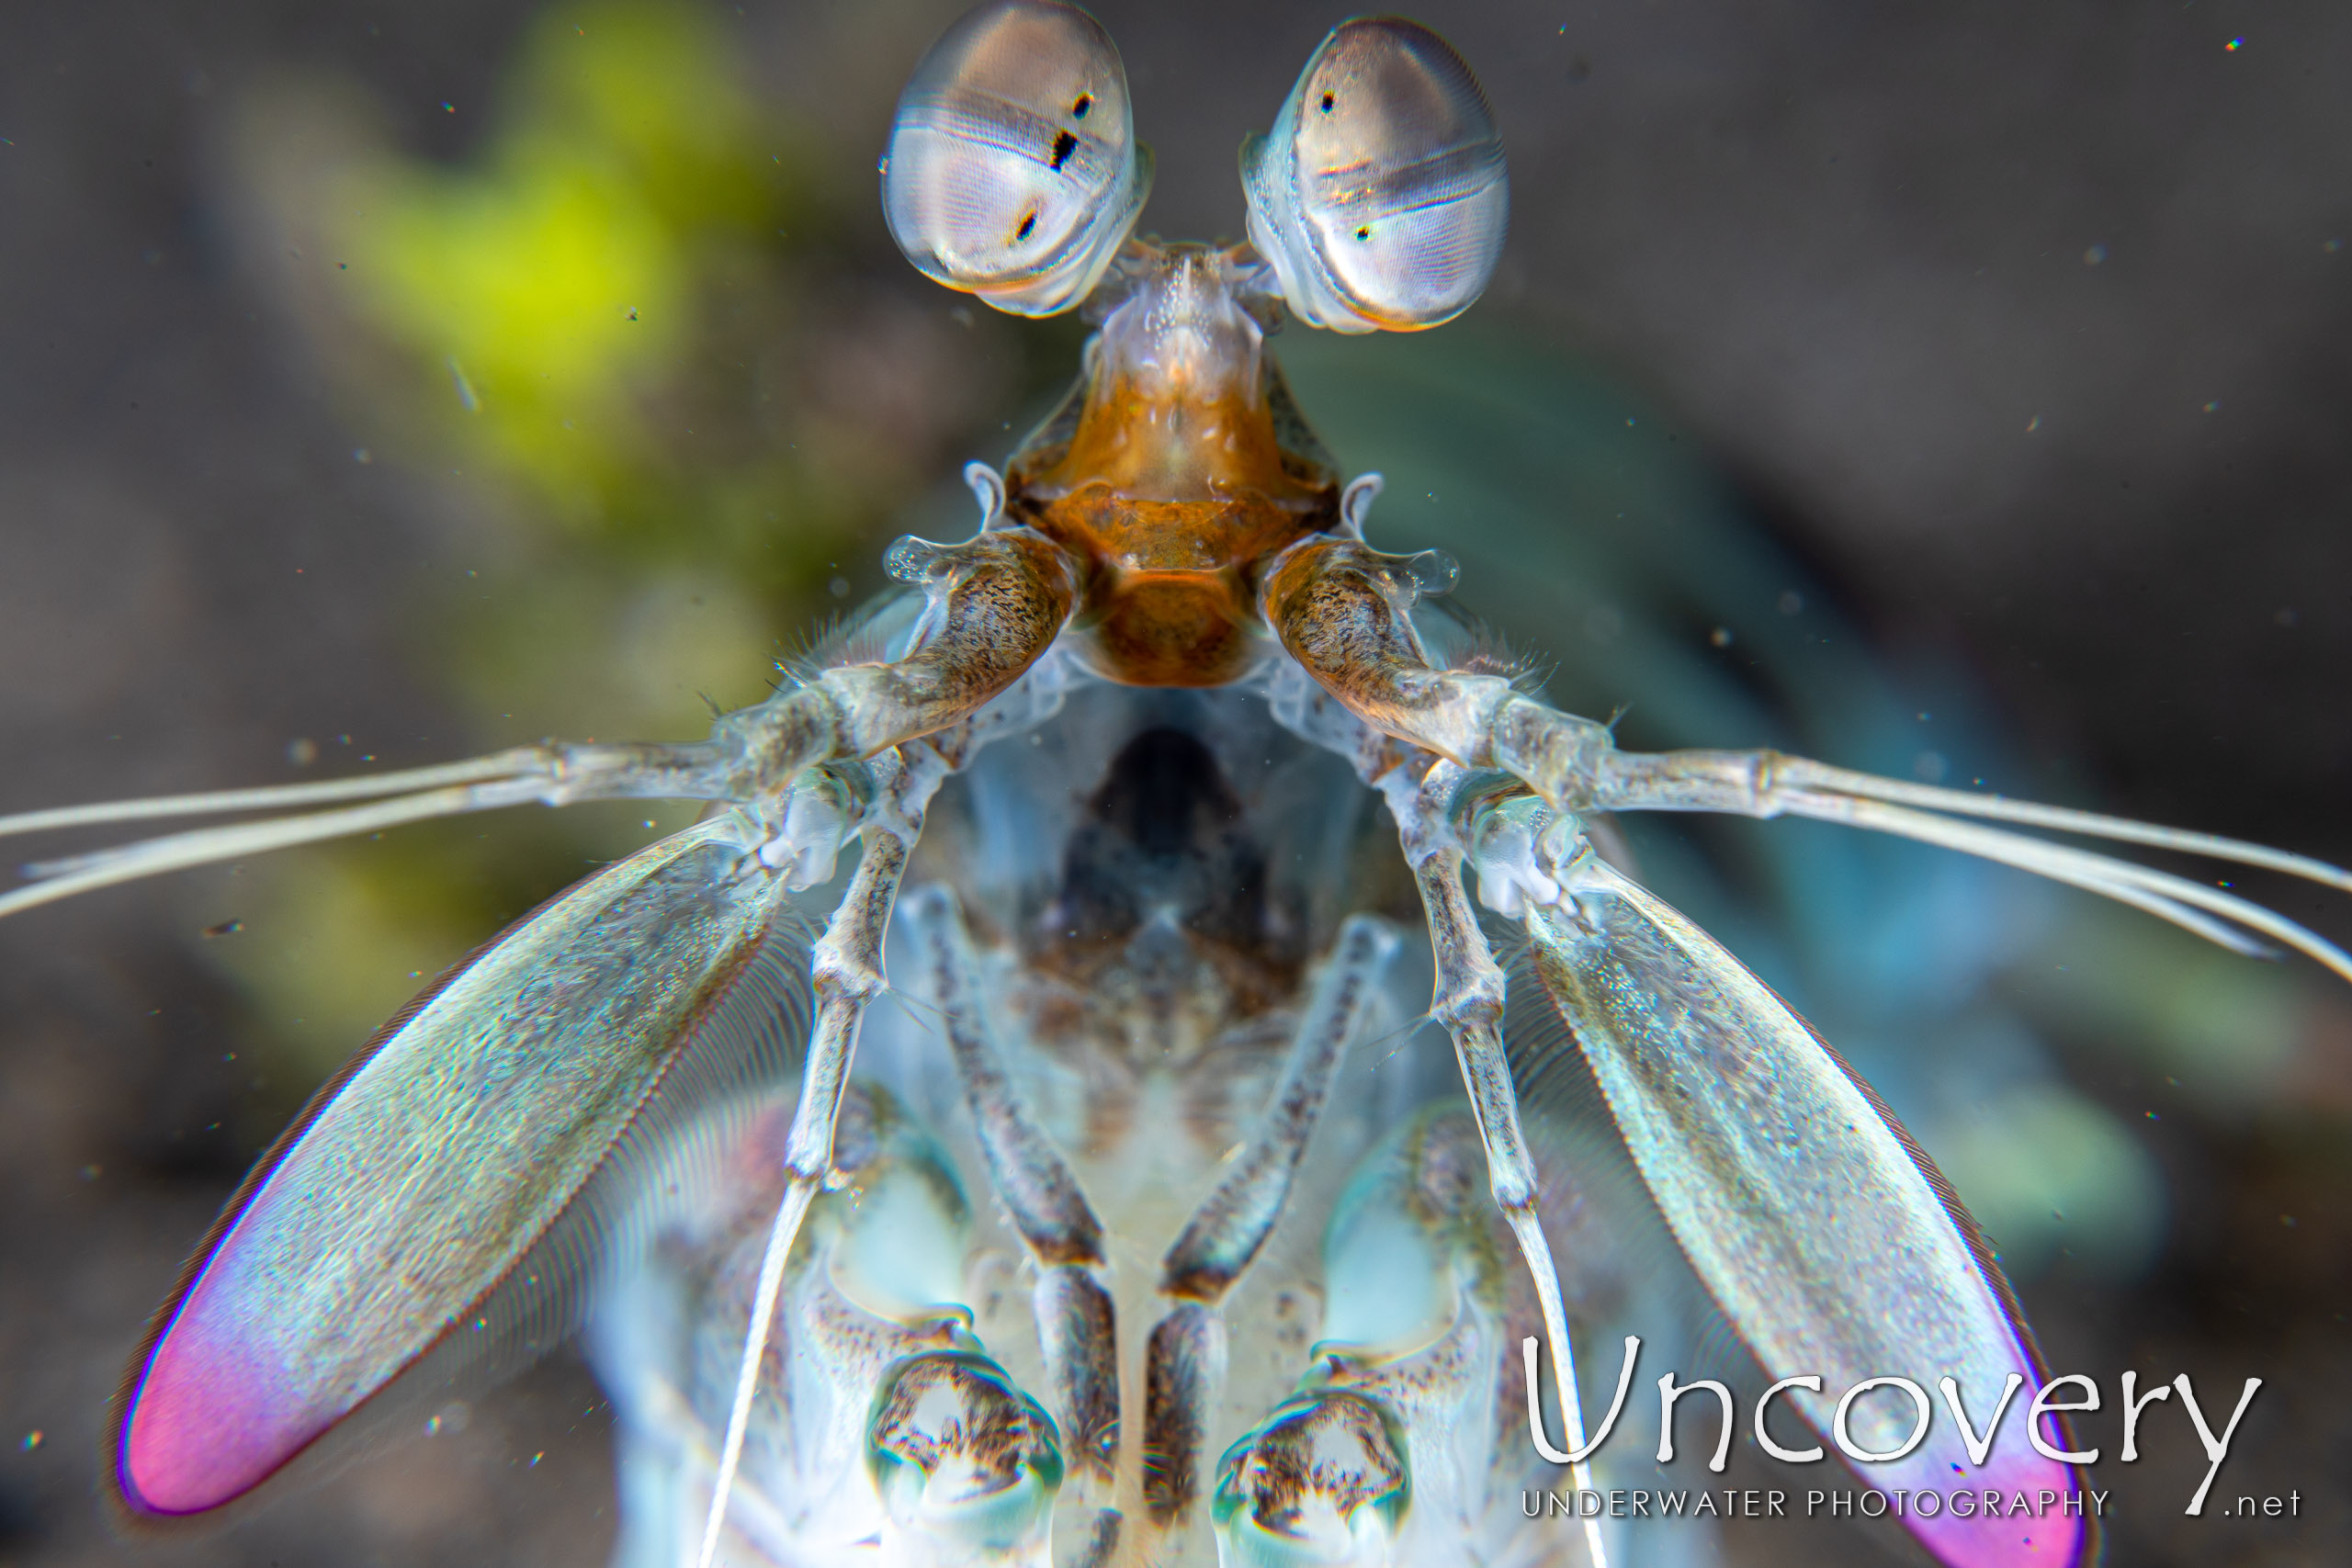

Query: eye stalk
[882,0,1152,317]
[1242,17,1508,333]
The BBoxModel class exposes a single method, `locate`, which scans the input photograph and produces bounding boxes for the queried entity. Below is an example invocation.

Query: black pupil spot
[1015,210,1037,242]
[1072,94,1092,119]
[1319,92,1335,113]
[1049,130,1078,171]
[1355,226,1371,241]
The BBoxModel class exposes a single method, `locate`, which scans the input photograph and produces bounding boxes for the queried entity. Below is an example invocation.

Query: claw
[1213,1389,1409,1568]
[866,1350,1064,1568]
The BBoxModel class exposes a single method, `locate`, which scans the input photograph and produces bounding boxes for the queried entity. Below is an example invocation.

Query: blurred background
[0,1,2344,1563]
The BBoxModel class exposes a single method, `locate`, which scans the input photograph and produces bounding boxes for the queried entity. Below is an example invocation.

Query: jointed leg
[693,631,1094,1567]
[714,527,1078,794]
[1142,915,1400,1523]
[901,885,1122,1487]
[1159,914,1401,1301]
[904,890,1407,1529]
[695,747,945,1568]
[1141,1303,1222,1525]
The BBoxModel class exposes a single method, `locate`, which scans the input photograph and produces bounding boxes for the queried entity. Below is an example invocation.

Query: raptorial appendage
[586,687,1615,1567]
[1262,522,2351,1566]
[715,525,1080,799]
[0,521,1078,926]
[598,1079,1069,1568]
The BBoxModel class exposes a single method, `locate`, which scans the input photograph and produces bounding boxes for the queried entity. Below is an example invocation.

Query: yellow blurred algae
[205,1,1023,1095]
[322,2,775,535]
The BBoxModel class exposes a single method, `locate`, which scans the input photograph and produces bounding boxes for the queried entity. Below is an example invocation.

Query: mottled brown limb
[1035,1266,1120,1485]
[1262,535,1613,799]
[702,745,945,1568]
[717,527,1080,795]
[1158,914,1399,1303]
[1141,1303,1223,1524]
[903,883,1123,1484]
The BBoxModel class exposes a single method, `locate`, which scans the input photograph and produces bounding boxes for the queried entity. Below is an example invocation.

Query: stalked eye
[1242,18,1507,333]
[882,0,1151,317]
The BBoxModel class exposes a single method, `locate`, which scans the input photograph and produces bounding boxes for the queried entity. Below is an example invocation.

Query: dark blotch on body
[1044,728,1268,956]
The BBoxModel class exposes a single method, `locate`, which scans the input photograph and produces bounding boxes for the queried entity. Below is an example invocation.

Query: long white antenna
[0,739,734,919]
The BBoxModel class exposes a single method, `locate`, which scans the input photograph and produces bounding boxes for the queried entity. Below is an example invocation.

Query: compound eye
[1242,18,1507,333]
[882,0,1151,317]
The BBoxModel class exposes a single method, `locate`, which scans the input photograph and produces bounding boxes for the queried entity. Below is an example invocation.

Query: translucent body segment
[823,1087,974,1322]
[1316,1109,1496,1363]
[1523,852,2081,1568]
[1242,18,1507,333]
[593,1080,1065,1568]
[883,0,1150,316]
[115,813,796,1518]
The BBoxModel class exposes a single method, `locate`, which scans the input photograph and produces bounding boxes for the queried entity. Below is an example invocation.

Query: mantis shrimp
[3,5,2343,1565]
